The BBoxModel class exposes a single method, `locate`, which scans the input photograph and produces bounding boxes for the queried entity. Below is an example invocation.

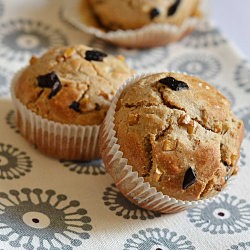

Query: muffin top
[88,0,200,30]
[15,45,134,125]
[114,72,244,201]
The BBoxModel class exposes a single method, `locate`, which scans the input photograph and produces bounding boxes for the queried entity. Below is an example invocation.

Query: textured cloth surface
[0,0,249,249]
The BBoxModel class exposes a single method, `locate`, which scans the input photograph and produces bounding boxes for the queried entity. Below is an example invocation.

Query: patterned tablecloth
[0,1,249,249]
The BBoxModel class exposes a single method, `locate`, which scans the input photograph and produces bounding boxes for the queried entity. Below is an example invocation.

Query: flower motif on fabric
[228,241,250,250]
[0,66,11,98]
[214,85,236,108]
[0,143,32,180]
[235,60,250,93]
[181,22,226,48]
[88,38,168,73]
[0,188,92,249]
[124,228,195,250]
[60,159,105,175]
[5,110,19,133]
[103,184,161,220]
[236,107,250,141]
[239,147,246,168]
[0,18,68,62]
[168,53,221,80]
[187,193,250,234]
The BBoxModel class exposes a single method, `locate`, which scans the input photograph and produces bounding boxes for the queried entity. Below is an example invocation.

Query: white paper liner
[100,73,236,213]
[62,0,202,48]
[11,69,100,161]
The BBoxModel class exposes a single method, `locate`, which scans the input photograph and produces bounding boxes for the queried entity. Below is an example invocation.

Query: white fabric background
[0,1,249,249]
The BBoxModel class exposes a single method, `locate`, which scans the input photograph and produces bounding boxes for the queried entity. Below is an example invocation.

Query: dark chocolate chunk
[167,0,181,16]
[69,101,81,112]
[48,79,62,99]
[159,76,189,91]
[150,8,160,19]
[95,103,101,111]
[37,71,62,99]
[85,50,107,62]
[182,167,196,190]
[37,71,58,88]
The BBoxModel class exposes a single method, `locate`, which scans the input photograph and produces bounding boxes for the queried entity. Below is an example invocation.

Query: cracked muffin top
[114,72,244,201]
[88,0,200,30]
[14,45,134,125]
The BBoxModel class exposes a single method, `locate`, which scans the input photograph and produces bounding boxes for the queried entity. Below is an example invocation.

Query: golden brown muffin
[88,0,200,30]
[12,44,134,160]
[112,72,244,201]
[15,45,134,125]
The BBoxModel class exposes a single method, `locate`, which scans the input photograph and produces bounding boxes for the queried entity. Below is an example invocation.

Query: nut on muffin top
[15,44,134,125]
[114,72,244,201]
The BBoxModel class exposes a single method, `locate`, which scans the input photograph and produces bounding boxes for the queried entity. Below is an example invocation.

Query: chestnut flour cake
[12,44,134,160]
[88,0,200,30]
[111,72,244,201]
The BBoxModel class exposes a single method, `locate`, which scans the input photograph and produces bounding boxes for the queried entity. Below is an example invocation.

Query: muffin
[11,44,134,161]
[87,0,200,30]
[100,72,244,213]
[63,0,202,48]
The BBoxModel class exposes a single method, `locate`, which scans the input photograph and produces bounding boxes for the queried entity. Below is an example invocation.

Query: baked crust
[114,72,244,201]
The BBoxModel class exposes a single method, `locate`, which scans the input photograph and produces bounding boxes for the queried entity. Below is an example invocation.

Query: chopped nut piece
[128,113,139,126]
[222,122,229,134]
[179,114,191,125]
[233,166,239,175]
[231,154,238,166]
[71,59,81,71]
[213,120,222,133]
[64,47,75,58]
[99,91,111,100]
[81,98,95,111]
[201,109,208,123]
[163,139,177,151]
[187,120,197,134]
[116,55,125,62]
[178,114,197,134]
[153,167,162,182]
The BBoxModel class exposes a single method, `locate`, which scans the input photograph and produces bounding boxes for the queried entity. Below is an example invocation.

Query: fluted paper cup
[100,73,236,213]
[62,0,204,48]
[11,69,100,161]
